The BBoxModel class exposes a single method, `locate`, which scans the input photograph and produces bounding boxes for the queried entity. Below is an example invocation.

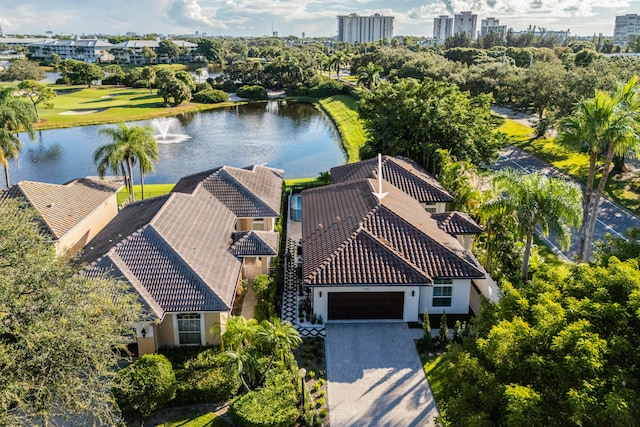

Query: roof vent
[47,202,54,208]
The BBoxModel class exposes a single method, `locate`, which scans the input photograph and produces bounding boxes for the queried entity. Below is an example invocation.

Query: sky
[1,0,640,38]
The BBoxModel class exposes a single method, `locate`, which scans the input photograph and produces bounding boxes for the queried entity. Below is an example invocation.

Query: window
[432,286,452,307]
[176,313,202,345]
[252,218,265,231]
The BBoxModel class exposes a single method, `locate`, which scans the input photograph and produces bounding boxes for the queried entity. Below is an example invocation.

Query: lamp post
[299,368,307,408]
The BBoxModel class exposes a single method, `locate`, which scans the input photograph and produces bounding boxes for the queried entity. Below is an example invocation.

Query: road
[491,145,640,260]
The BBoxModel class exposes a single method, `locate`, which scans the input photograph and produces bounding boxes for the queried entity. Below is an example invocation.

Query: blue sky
[1,0,639,38]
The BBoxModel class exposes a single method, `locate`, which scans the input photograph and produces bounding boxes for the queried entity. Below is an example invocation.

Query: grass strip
[498,118,640,216]
[32,86,237,130]
[117,183,175,205]
[155,412,227,427]
[318,94,366,163]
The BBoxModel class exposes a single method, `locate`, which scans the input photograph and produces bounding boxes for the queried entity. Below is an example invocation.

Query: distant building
[112,39,197,64]
[30,38,113,63]
[454,11,478,38]
[480,17,506,36]
[433,15,453,41]
[337,13,394,43]
[614,13,640,45]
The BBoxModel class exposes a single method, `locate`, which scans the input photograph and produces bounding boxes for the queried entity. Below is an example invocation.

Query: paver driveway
[325,323,438,427]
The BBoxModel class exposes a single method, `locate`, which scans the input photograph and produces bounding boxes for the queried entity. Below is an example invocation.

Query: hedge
[237,85,268,101]
[193,89,229,104]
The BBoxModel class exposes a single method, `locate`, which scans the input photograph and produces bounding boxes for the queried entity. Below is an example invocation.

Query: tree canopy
[357,77,506,172]
[435,255,640,426]
[0,199,140,426]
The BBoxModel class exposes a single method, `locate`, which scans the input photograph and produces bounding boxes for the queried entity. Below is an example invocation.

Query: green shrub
[313,382,321,392]
[319,409,328,419]
[132,79,149,88]
[196,82,213,92]
[229,369,299,427]
[175,366,240,404]
[237,85,268,101]
[193,89,229,104]
[113,354,177,418]
[309,80,345,98]
[315,397,325,407]
[221,79,236,93]
[159,345,210,368]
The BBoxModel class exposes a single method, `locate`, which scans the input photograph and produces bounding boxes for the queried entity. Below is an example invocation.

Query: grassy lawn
[117,183,175,205]
[533,235,571,277]
[284,177,316,186]
[422,355,445,401]
[35,85,236,130]
[155,412,227,427]
[318,94,366,163]
[499,118,640,216]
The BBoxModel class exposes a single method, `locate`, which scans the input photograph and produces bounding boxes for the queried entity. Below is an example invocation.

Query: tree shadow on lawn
[130,94,161,101]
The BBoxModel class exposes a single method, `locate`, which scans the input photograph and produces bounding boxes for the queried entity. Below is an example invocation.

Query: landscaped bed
[294,337,329,425]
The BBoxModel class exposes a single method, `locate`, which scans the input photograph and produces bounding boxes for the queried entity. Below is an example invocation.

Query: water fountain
[151,117,191,144]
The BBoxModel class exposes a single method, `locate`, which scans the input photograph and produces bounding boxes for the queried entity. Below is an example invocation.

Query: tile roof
[80,187,243,317]
[302,179,485,286]
[330,155,454,204]
[431,211,483,236]
[1,178,121,239]
[173,165,283,218]
[229,231,278,256]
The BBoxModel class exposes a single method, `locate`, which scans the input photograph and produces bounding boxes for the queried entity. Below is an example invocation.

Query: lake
[10,101,347,184]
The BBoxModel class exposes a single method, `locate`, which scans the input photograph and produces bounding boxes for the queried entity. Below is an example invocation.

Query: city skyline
[1,0,640,38]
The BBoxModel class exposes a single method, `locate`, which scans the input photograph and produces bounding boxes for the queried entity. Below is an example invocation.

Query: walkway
[325,323,438,427]
[281,237,325,337]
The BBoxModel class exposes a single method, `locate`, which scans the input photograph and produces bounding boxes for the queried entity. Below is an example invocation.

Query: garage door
[327,292,404,320]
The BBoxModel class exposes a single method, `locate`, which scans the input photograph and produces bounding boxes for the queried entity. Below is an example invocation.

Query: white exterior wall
[418,279,471,315]
[313,285,421,322]
[433,16,453,40]
[454,11,478,38]
[337,14,394,43]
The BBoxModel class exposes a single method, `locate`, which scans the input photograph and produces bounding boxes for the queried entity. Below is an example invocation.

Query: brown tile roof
[80,186,243,317]
[431,211,483,236]
[330,155,454,204]
[302,179,484,286]
[229,230,278,256]
[173,165,283,218]
[1,178,121,239]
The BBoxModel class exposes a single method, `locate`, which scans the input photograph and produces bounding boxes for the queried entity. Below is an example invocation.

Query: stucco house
[331,155,454,213]
[0,178,122,255]
[301,157,492,322]
[80,165,283,355]
[29,38,114,63]
[111,39,197,64]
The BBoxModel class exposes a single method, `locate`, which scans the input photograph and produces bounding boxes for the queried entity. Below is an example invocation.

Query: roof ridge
[148,224,232,311]
[375,205,485,277]
[14,182,58,238]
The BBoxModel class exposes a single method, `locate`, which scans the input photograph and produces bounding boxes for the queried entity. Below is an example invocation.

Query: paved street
[325,323,438,427]
[491,145,640,259]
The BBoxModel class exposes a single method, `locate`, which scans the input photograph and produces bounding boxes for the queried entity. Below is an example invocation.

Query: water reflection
[10,101,346,184]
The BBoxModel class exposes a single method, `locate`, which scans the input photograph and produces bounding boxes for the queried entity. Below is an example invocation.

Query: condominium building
[480,17,507,36]
[433,15,453,41]
[614,13,640,45]
[454,11,478,38]
[30,39,113,63]
[337,13,394,43]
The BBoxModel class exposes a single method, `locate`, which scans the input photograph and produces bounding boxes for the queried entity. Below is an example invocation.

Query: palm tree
[486,169,582,280]
[256,318,301,375]
[221,316,260,351]
[0,87,36,188]
[140,66,156,95]
[582,78,640,261]
[356,62,383,89]
[217,348,259,392]
[94,123,158,202]
[330,51,347,80]
[558,77,640,261]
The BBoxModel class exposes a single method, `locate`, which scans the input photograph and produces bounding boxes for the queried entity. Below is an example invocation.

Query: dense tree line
[0,199,140,425]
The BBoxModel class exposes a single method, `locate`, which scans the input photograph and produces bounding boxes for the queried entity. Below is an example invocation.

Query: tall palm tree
[486,169,582,280]
[356,62,383,90]
[221,316,260,351]
[0,87,36,188]
[330,51,348,80]
[94,123,158,202]
[581,77,640,261]
[558,77,640,261]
